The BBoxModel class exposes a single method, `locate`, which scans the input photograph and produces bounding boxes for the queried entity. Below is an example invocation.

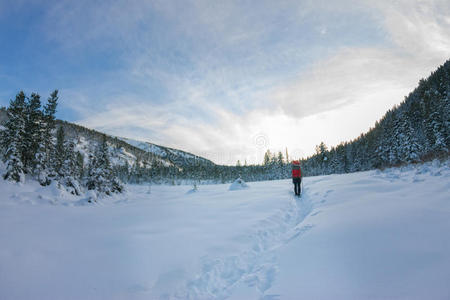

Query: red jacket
[292,162,302,178]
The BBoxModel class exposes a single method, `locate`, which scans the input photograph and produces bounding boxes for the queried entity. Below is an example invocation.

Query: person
[292,160,302,196]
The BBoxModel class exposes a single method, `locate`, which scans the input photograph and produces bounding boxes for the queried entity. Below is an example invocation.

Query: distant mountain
[56,121,216,173]
[118,137,214,167]
[0,108,214,173]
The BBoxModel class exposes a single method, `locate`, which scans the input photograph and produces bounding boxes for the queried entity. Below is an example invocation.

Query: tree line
[116,149,292,185]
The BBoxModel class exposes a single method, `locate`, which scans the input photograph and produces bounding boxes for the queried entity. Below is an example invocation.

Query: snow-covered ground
[0,161,449,299]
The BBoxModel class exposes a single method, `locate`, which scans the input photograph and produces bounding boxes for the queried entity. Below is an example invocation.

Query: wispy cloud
[371,0,450,57]
[270,0,450,120]
[75,0,450,164]
[271,47,430,119]
[2,0,449,164]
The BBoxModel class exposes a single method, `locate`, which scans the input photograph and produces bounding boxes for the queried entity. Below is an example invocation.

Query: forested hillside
[301,59,450,176]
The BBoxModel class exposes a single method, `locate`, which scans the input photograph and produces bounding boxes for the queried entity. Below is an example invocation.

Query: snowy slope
[71,135,142,169]
[120,137,167,157]
[119,137,214,167]
[0,160,449,299]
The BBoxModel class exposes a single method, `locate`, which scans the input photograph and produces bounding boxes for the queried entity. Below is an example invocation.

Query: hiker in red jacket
[292,160,302,196]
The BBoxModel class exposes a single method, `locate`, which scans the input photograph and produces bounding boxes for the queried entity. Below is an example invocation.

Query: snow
[229,178,249,191]
[73,136,92,167]
[72,136,145,169]
[119,137,210,166]
[118,137,174,167]
[0,161,449,299]
[120,137,167,157]
[110,146,137,167]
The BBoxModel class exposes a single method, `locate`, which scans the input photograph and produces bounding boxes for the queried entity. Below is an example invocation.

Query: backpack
[292,161,302,177]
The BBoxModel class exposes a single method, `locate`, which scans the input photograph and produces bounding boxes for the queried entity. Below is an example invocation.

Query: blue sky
[1,0,449,164]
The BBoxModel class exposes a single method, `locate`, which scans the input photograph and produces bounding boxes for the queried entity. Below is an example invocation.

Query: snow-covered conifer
[59,140,82,195]
[86,136,123,195]
[42,90,58,178]
[2,92,26,182]
[54,126,65,176]
[22,93,43,173]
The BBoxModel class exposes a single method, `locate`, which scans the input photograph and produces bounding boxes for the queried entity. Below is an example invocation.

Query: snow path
[176,193,313,299]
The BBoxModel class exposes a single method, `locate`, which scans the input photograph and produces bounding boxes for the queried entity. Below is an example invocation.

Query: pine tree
[54,126,65,176]
[277,151,284,165]
[86,136,123,195]
[35,143,49,185]
[263,150,271,166]
[42,90,58,178]
[59,140,82,195]
[22,93,43,173]
[2,92,26,182]
[428,91,447,153]
[76,152,84,180]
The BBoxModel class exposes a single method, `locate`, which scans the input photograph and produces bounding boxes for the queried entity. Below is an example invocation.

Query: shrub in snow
[229,177,249,191]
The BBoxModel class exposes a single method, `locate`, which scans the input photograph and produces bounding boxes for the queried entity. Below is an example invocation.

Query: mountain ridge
[0,107,215,171]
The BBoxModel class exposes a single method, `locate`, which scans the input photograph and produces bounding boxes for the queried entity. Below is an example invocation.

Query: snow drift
[229,178,249,191]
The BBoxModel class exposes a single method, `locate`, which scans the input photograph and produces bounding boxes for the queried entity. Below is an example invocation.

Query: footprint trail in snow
[170,190,314,300]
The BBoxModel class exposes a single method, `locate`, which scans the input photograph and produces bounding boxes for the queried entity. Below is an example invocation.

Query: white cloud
[269,46,437,119]
[370,0,450,57]
[270,0,450,120]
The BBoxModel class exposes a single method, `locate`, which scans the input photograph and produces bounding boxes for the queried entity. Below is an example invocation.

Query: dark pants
[293,177,301,196]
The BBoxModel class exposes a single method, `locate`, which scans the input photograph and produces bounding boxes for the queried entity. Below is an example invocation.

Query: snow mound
[186,184,198,194]
[229,178,249,190]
